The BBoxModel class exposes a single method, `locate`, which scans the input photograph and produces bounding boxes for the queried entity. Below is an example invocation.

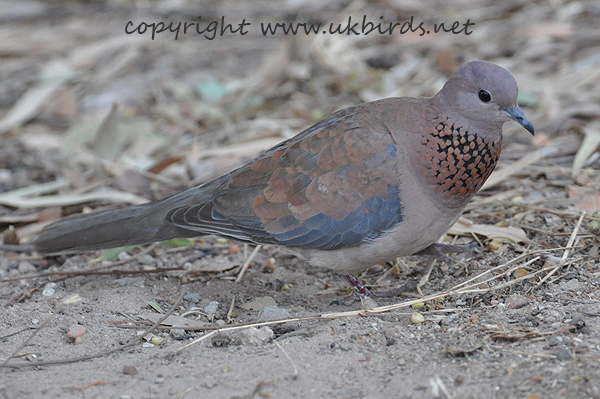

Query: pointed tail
[34,191,201,254]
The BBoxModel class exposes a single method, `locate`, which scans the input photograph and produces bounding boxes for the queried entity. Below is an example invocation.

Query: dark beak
[505,106,534,135]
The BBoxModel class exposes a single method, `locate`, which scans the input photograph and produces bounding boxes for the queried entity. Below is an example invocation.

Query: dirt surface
[1,1,600,398]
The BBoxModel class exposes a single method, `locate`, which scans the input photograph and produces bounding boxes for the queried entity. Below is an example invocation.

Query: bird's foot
[338,274,416,302]
[345,274,373,297]
[333,243,479,304]
[329,275,373,306]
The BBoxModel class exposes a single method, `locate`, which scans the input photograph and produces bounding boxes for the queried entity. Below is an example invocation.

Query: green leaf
[148,301,164,313]
[93,246,136,262]
[161,238,195,248]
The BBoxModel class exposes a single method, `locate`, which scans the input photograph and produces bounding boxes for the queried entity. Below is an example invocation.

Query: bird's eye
[478,89,491,103]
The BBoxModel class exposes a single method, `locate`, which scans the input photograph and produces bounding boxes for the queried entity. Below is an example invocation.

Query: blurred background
[0,0,599,241]
[2,4,600,397]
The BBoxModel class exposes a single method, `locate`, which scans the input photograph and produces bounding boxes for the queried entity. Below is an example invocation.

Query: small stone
[506,295,529,309]
[569,316,586,332]
[361,297,378,310]
[204,301,219,316]
[258,306,290,321]
[559,279,583,292]
[588,210,600,236]
[258,306,298,334]
[42,282,57,297]
[3,226,18,245]
[122,365,138,375]
[383,329,396,346]
[18,261,36,274]
[116,277,144,287]
[236,327,274,346]
[117,277,133,286]
[184,293,202,303]
[548,337,561,346]
[239,296,276,311]
[170,329,186,339]
[137,254,155,265]
[212,334,232,347]
[66,324,87,343]
[202,375,217,388]
[228,244,240,254]
[555,348,572,361]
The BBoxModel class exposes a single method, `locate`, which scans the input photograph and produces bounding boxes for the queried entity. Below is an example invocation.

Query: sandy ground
[1,246,599,399]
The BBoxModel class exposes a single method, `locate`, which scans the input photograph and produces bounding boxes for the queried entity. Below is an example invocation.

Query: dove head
[435,60,534,135]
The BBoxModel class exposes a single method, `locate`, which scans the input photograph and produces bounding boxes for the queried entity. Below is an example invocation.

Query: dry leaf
[572,122,600,176]
[449,218,529,243]
[0,190,148,209]
[141,314,209,329]
[482,147,556,190]
[196,261,239,273]
[568,185,600,213]
[93,102,120,160]
[0,179,69,202]
[239,296,277,311]
[0,58,76,133]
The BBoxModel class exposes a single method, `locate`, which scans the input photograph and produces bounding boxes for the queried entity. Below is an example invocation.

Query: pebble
[42,282,57,297]
[116,277,144,287]
[548,337,561,346]
[258,306,299,334]
[555,348,572,361]
[202,375,217,388]
[236,327,274,346]
[361,297,378,310]
[66,323,87,342]
[184,293,202,303]
[170,329,186,338]
[122,365,137,375]
[18,261,36,274]
[137,254,155,265]
[204,301,219,316]
[559,279,583,292]
[506,295,529,309]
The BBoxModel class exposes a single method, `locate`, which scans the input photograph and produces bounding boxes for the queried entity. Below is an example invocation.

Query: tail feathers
[34,202,197,254]
[33,179,231,254]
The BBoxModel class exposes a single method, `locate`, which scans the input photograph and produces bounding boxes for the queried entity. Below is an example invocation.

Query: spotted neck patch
[417,117,502,208]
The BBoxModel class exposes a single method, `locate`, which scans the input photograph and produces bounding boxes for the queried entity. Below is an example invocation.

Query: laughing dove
[34,61,534,284]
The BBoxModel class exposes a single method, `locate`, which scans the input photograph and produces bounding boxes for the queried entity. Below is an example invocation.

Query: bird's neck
[413,109,503,209]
